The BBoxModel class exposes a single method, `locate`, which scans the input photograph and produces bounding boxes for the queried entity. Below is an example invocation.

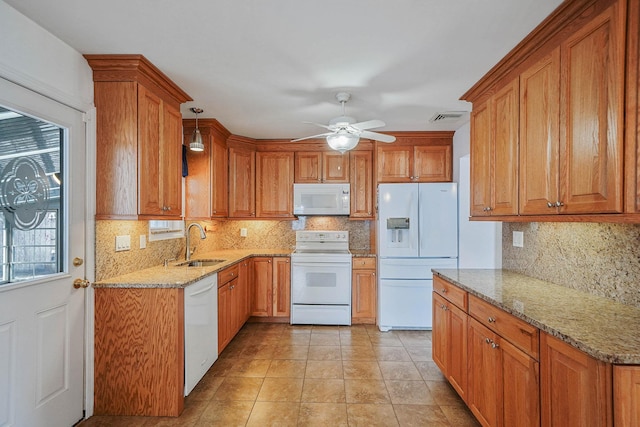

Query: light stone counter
[433,268,640,365]
[94,249,292,289]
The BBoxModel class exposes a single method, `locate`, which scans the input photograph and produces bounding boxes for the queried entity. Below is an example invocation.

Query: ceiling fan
[291,92,396,153]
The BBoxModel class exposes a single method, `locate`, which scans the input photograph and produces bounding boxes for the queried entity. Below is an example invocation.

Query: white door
[0,78,86,427]
[377,184,419,258]
[418,183,459,258]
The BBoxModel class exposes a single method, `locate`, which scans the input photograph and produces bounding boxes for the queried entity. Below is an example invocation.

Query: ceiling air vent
[429,111,467,123]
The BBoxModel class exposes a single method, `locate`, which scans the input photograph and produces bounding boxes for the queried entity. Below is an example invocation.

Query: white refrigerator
[377,183,458,331]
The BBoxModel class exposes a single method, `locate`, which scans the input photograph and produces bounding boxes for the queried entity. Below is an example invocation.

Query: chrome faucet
[185,223,206,261]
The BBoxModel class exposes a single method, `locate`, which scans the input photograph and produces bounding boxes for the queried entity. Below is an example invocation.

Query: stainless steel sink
[174,259,225,267]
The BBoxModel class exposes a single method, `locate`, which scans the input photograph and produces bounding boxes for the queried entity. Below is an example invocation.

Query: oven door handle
[291,261,351,267]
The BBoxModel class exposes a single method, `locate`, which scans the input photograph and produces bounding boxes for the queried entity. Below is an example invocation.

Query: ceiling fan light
[190,128,204,152]
[326,132,359,154]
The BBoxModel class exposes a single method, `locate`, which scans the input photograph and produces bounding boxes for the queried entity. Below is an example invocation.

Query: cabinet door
[352,269,376,320]
[377,145,413,182]
[251,257,273,317]
[256,152,294,218]
[294,152,321,182]
[237,260,250,324]
[323,152,350,182]
[432,293,449,374]
[349,151,374,219]
[414,145,452,182]
[211,137,228,218]
[447,299,468,400]
[138,85,164,216]
[161,104,183,216]
[540,333,612,427]
[273,257,290,317]
[560,2,624,214]
[492,79,519,216]
[519,48,561,215]
[470,98,493,216]
[502,339,540,427]
[217,282,231,353]
[467,318,502,427]
[614,365,640,427]
[229,147,256,218]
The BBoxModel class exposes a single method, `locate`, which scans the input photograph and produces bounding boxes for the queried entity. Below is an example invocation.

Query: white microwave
[293,183,350,216]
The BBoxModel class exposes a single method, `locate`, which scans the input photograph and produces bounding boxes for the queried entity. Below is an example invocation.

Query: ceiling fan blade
[350,119,385,131]
[360,130,396,143]
[303,121,332,130]
[290,132,333,142]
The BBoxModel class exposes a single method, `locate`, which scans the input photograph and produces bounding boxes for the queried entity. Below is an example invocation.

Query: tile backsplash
[503,222,640,308]
[95,217,371,281]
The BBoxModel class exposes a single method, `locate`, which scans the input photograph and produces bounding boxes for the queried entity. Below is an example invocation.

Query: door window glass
[0,106,63,284]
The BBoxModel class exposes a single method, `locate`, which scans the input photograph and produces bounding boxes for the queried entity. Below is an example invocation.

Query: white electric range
[290,231,352,325]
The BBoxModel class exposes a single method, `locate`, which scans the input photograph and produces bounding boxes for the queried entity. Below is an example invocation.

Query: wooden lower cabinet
[540,333,613,427]
[218,263,249,354]
[251,256,291,319]
[432,292,468,400]
[351,257,376,324]
[614,365,640,426]
[94,288,184,416]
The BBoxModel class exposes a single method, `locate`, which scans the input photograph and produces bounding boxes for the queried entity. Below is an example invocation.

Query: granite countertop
[350,250,376,257]
[93,249,292,289]
[433,268,640,365]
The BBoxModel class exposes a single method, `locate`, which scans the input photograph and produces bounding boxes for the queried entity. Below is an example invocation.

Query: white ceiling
[5,0,563,139]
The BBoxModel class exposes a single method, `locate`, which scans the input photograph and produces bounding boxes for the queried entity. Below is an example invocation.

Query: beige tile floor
[80,323,480,427]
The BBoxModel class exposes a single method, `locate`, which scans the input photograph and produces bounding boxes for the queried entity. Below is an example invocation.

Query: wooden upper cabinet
[559,1,624,214]
[349,151,374,219]
[85,54,192,220]
[470,80,519,217]
[228,146,256,218]
[626,0,640,213]
[519,48,561,215]
[256,151,294,218]
[377,134,453,183]
[294,151,349,183]
[184,118,230,219]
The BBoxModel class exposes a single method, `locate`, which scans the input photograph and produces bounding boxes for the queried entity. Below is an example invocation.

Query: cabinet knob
[485,338,491,344]
[268,260,271,263]
[547,202,555,208]
[488,317,496,323]
[491,342,500,349]
[555,201,564,207]
[213,210,217,214]
[441,288,447,293]
[372,272,375,276]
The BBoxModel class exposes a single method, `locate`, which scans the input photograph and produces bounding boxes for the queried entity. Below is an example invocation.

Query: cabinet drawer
[469,294,539,360]
[218,263,239,286]
[353,257,376,270]
[433,275,467,310]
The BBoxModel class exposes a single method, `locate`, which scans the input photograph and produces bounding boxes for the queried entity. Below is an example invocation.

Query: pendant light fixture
[189,107,204,152]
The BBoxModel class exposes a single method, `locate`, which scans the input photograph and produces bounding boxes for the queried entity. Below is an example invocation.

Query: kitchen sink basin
[174,259,226,267]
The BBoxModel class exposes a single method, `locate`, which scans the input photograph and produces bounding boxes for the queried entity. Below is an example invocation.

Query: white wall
[0,1,93,111]
[452,121,470,183]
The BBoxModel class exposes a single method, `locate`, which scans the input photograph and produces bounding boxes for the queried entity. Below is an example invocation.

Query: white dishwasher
[184,275,218,396]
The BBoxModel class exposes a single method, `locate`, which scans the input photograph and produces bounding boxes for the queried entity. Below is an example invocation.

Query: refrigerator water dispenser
[386,217,410,246]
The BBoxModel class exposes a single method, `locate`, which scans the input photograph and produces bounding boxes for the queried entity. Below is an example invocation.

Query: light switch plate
[139,234,146,249]
[512,231,524,248]
[115,235,131,251]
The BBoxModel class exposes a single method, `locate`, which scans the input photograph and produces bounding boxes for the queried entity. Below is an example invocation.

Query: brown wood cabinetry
[184,119,230,219]
[251,256,290,319]
[351,257,376,324]
[218,262,250,354]
[432,290,468,401]
[376,133,453,183]
[540,332,613,427]
[349,151,374,219]
[94,288,184,416]
[85,55,191,220]
[295,151,349,183]
[470,79,519,217]
[228,145,256,218]
[614,365,640,426]
[256,152,295,218]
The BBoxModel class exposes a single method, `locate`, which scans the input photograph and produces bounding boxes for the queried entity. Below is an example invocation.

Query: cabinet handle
[547,202,555,208]
[485,338,491,344]
[488,317,496,323]
[555,201,564,207]
[441,288,447,293]
[491,342,500,349]
[441,304,448,311]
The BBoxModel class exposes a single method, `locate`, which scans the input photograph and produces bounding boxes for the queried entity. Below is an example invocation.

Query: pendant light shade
[189,107,204,152]
[326,130,359,154]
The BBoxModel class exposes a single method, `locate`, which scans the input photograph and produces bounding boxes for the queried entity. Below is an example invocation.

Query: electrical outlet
[512,231,524,248]
[139,234,146,249]
[240,228,248,237]
[115,235,131,251]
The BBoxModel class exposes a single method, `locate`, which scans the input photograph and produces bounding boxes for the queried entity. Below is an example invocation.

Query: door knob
[73,278,90,289]
[73,257,84,267]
